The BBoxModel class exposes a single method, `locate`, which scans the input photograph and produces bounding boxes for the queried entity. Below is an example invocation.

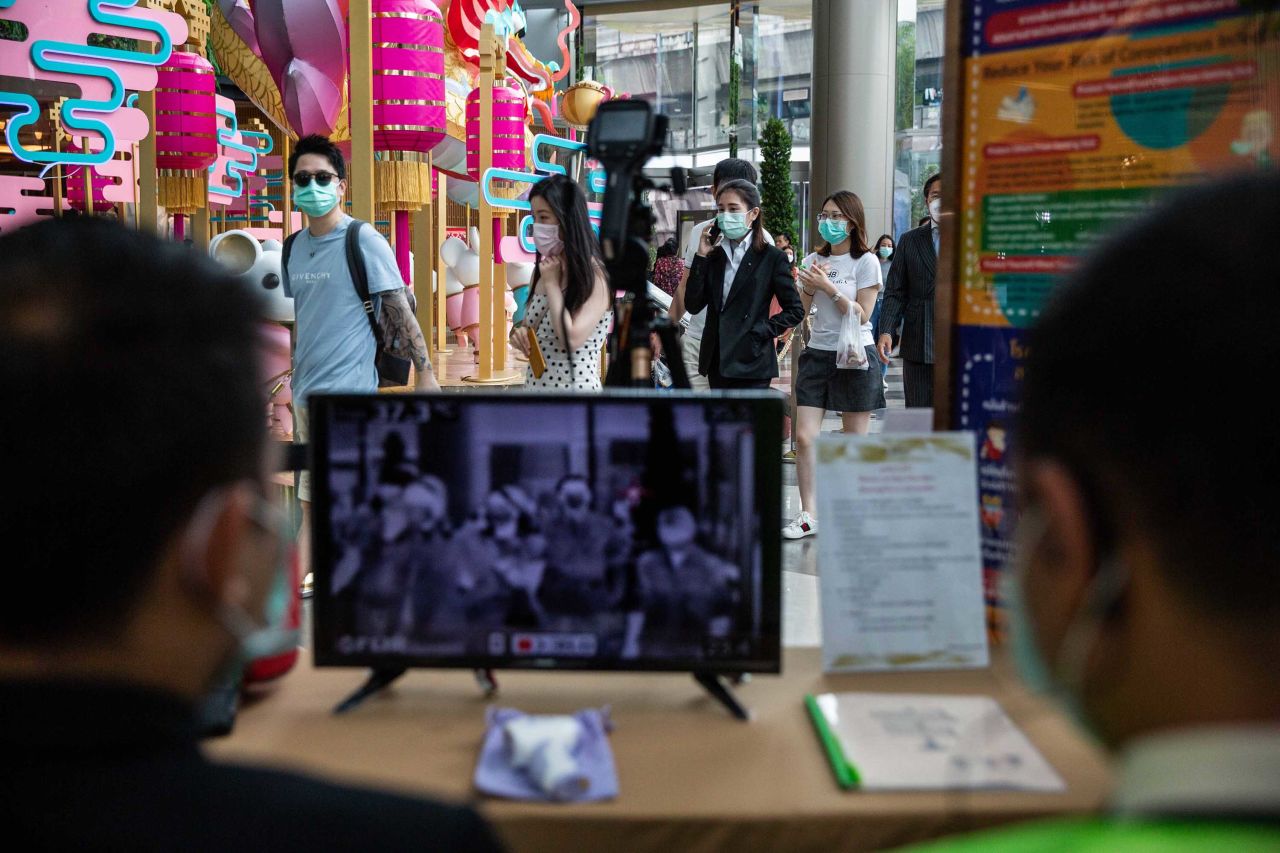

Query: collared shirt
[1112,726,1280,820]
[932,221,940,255]
[721,236,749,305]
[681,218,773,340]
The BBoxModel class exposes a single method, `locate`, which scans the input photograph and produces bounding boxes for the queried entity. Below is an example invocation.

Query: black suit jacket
[684,241,804,380]
[877,223,937,364]
[2,681,505,853]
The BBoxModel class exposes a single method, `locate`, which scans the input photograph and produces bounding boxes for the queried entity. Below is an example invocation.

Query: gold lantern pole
[280,135,293,238]
[47,104,64,217]
[434,170,450,354]
[412,152,436,361]
[349,0,376,225]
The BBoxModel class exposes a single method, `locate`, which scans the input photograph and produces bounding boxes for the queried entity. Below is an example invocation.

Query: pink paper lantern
[65,165,113,213]
[466,79,526,180]
[372,0,446,154]
[154,50,218,171]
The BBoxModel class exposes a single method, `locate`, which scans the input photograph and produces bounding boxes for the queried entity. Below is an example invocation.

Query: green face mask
[294,181,341,218]
[818,218,850,246]
[716,212,752,241]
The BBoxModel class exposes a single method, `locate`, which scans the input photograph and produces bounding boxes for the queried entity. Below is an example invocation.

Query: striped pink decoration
[154,50,218,171]
[372,0,446,153]
[65,165,113,213]
[466,79,526,180]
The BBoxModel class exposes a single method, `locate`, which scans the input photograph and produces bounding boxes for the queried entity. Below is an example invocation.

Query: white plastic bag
[835,303,869,370]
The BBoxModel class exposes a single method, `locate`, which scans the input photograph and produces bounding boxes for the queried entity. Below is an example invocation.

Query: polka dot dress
[523,293,611,391]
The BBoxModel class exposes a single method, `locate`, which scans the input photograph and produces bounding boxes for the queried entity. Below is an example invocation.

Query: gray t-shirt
[801,250,881,351]
[285,215,404,406]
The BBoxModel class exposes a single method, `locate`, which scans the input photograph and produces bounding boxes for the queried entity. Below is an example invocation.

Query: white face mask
[928,198,942,223]
[532,222,563,256]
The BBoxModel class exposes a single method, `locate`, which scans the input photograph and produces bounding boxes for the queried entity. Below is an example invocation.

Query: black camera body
[588,100,689,388]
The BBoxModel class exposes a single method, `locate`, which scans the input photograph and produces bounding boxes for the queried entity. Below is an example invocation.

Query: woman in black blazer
[684,179,804,389]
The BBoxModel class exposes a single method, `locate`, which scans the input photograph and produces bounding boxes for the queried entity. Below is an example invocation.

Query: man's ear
[1023,460,1103,648]
[179,488,254,611]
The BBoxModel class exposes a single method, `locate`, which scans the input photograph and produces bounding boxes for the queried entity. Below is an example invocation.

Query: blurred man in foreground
[0,219,501,852]
[908,175,1280,850]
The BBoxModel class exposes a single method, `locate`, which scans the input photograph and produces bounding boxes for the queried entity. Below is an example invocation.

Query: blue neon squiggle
[208,105,273,200]
[0,0,174,167]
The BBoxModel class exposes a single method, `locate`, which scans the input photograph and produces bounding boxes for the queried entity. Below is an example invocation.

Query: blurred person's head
[656,506,697,552]
[715,179,766,252]
[555,475,593,523]
[0,218,274,700]
[711,157,757,195]
[528,173,601,317]
[657,237,677,259]
[403,477,448,534]
[288,134,347,221]
[1013,173,1280,750]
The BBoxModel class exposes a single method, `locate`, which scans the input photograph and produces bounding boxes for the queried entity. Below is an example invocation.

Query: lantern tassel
[158,172,207,215]
[375,160,431,210]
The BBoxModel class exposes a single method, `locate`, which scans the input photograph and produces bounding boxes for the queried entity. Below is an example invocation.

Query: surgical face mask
[716,211,752,241]
[928,198,942,223]
[531,222,563,256]
[1007,508,1129,732]
[186,490,295,666]
[294,180,341,218]
[877,246,893,259]
[818,218,849,246]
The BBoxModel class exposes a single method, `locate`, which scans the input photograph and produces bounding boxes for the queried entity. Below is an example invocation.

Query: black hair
[0,218,266,645]
[528,174,601,318]
[657,237,678,258]
[1019,172,1280,624]
[918,216,931,227]
[288,133,346,180]
[715,179,767,253]
[712,157,758,190]
[922,171,942,200]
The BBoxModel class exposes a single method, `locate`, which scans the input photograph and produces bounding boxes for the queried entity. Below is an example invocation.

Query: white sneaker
[783,512,818,540]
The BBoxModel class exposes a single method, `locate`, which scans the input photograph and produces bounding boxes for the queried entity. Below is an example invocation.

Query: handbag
[527,326,547,379]
[282,220,413,387]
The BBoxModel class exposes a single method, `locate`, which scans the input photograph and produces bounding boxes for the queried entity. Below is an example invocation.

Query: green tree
[759,117,796,247]
[895,22,916,132]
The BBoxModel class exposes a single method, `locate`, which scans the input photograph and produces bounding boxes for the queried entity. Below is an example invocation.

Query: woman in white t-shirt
[784,191,884,540]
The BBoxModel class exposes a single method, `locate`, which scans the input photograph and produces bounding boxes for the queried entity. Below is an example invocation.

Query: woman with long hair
[684,179,803,389]
[510,174,612,391]
[784,191,884,540]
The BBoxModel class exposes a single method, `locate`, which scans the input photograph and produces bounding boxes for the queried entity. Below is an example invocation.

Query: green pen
[805,694,862,790]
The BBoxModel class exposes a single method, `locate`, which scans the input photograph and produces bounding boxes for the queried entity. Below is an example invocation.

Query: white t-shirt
[801,250,881,351]
[681,217,774,340]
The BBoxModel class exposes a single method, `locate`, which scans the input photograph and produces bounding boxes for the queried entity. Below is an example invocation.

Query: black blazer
[685,241,804,380]
[3,681,505,852]
[878,223,937,364]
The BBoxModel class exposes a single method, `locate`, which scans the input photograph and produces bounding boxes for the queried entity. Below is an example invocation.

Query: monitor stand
[333,668,498,714]
[694,672,750,721]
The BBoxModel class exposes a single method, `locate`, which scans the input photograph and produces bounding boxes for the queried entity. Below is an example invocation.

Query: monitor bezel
[308,390,784,675]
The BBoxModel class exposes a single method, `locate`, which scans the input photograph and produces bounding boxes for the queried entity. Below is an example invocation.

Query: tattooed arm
[379,288,440,390]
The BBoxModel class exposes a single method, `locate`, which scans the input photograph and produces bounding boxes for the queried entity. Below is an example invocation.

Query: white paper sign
[813,692,1065,792]
[816,432,988,672]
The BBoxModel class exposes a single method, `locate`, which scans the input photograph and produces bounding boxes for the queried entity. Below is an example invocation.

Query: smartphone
[707,222,721,243]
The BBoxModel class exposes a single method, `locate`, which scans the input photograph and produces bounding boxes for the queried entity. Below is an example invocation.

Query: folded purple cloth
[474,706,618,802]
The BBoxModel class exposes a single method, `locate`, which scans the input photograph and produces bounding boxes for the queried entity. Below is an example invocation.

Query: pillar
[810,0,896,242]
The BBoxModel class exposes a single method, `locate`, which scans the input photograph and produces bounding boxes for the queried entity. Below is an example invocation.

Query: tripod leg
[656,323,691,390]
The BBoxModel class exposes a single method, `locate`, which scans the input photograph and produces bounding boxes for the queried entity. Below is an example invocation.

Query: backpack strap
[281,229,302,290]
[344,219,383,345]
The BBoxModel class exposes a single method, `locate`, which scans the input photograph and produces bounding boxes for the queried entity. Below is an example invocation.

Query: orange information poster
[959,1,1279,327]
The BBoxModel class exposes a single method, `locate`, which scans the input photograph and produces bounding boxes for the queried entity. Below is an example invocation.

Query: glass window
[750,1,812,146]
[893,0,946,239]
[694,6,731,150]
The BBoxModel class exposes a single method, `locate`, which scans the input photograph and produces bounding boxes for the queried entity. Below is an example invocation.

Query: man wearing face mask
[623,507,739,660]
[877,173,942,408]
[282,136,440,594]
[539,476,628,627]
[456,487,549,645]
[0,219,501,851]
[907,175,1280,851]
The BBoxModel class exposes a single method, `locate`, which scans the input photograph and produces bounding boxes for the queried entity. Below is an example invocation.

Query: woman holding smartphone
[684,179,803,389]
[511,174,612,391]
[784,191,883,540]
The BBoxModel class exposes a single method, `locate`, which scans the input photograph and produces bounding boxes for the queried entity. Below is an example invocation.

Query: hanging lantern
[155,1,217,217]
[65,163,113,214]
[372,0,446,283]
[466,78,526,181]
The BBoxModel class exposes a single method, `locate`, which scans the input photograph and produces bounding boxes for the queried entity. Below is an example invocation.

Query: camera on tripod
[587,100,689,388]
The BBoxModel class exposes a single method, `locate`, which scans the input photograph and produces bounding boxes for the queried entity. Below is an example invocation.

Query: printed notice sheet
[812,692,1065,792]
[816,433,988,672]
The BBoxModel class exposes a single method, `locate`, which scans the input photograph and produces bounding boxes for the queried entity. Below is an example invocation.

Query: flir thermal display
[309,393,783,675]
